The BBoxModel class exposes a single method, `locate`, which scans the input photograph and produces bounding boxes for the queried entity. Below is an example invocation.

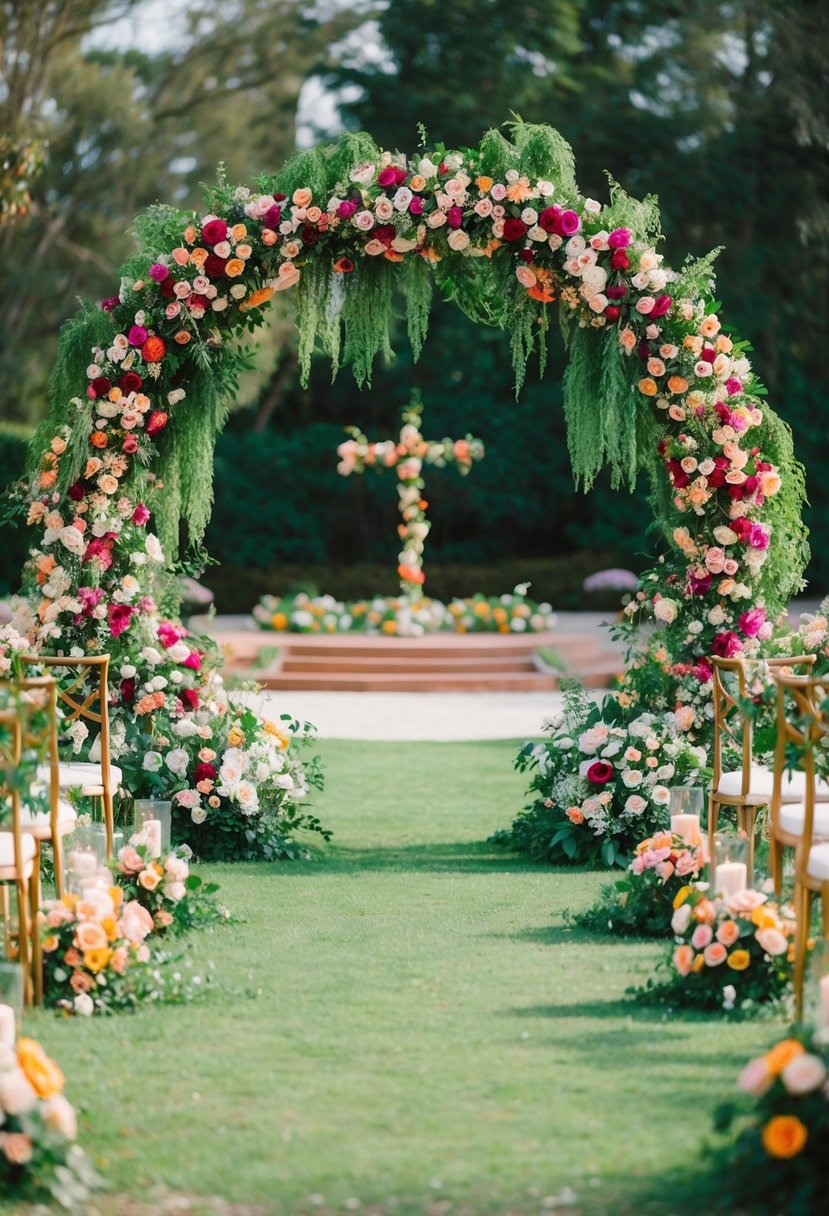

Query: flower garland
[336,398,484,597]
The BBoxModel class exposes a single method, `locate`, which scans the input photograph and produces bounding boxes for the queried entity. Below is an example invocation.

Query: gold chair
[769,671,829,898]
[3,675,77,902]
[21,654,120,857]
[709,654,817,883]
[778,676,829,1018]
[0,707,38,1007]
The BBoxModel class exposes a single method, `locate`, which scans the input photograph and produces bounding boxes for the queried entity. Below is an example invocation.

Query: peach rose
[1,1132,34,1164]
[716,919,740,946]
[120,899,154,945]
[74,921,108,953]
[703,942,727,966]
[42,1093,78,1140]
[138,869,161,892]
[292,187,313,208]
[673,944,695,976]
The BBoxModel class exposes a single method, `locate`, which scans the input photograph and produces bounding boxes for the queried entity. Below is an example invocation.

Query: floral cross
[337,398,484,601]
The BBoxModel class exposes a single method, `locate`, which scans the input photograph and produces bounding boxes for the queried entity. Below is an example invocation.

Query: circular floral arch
[17,121,808,742]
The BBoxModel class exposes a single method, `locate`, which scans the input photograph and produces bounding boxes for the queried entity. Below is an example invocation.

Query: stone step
[281,653,539,674]
[255,670,561,693]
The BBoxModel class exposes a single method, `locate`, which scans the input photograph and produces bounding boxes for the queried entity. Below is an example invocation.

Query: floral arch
[13,120,808,793]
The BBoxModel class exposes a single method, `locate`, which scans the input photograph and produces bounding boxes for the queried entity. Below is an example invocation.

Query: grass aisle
[18,740,774,1216]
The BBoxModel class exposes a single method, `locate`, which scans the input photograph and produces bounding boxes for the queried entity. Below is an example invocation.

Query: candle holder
[805,938,829,1044]
[0,961,24,1045]
[669,785,705,845]
[711,832,749,899]
[133,800,171,857]
[64,829,100,894]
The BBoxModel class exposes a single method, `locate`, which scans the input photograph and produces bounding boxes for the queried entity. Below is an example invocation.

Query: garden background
[1,0,827,609]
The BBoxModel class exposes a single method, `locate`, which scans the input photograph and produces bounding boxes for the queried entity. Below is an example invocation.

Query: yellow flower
[17,1038,64,1098]
[673,885,693,909]
[726,949,751,971]
[762,1115,808,1159]
[83,947,111,974]
[691,954,705,973]
[227,725,244,747]
[381,620,397,634]
[101,916,119,942]
[765,1039,805,1076]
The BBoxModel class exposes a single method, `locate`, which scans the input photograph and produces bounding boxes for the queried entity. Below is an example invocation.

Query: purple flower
[559,209,581,235]
[608,227,631,249]
[148,263,169,282]
[128,325,148,346]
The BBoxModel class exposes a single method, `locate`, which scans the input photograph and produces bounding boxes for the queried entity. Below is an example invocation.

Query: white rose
[166,881,187,903]
[650,785,671,805]
[624,794,647,815]
[74,993,95,1017]
[191,807,207,825]
[145,534,164,562]
[167,641,191,663]
[447,229,470,251]
[393,186,412,211]
[59,526,86,557]
[653,598,678,624]
[142,751,163,772]
[622,769,644,788]
[671,904,692,934]
[165,747,189,776]
[42,1094,78,1140]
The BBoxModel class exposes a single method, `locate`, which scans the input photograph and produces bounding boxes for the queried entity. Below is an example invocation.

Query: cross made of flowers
[336,397,484,601]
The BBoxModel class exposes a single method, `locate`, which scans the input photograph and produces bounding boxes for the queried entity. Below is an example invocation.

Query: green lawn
[13,740,778,1216]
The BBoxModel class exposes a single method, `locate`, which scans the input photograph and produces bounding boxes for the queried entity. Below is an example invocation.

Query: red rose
[90,376,111,397]
[586,761,614,785]
[120,678,136,704]
[377,166,397,188]
[159,276,176,298]
[201,218,228,245]
[538,206,562,234]
[178,688,199,711]
[108,603,134,638]
[204,254,227,278]
[610,250,630,270]
[301,224,320,245]
[502,217,528,242]
[604,305,621,322]
[373,224,396,247]
[68,480,87,502]
[146,410,168,437]
[193,762,217,783]
[119,371,142,393]
[263,205,282,228]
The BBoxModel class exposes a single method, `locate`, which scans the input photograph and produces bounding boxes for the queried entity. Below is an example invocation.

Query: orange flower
[90,431,108,449]
[420,246,441,263]
[762,1115,808,1159]
[261,228,277,246]
[381,619,397,634]
[17,1038,64,1098]
[227,724,245,747]
[231,223,248,241]
[270,612,288,630]
[39,468,57,489]
[475,175,494,192]
[384,249,404,262]
[566,806,585,825]
[174,330,191,345]
[726,949,751,971]
[83,946,112,973]
[765,1039,805,1075]
[183,224,197,244]
[638,377,658,397]
[189,246,208,267]
[667,375,688,395]
[75,921,108,953]
[528,281,556,303]
[239,286,275,313]
[225,258,245,278]
[141,335,166,364]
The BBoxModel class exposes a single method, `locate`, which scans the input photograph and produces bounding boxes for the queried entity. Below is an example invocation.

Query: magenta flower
[408,196,424,216]
[127,325,148,346]
[748,524,770,550]
[739,607,767,638]
[337,200,358,219]
[725,377,744,396]
[712,631,743,658]
[608,227,631,249]
[446,205,463,229]
[108,603,134,638]
[148,263,168,282]
[132,503,150,526]
[264,204,282,227]
[377,166,397,188]
[100,296,119,312]
[586,760,614,785]
[559,209,581,235]
[651,294,672,318]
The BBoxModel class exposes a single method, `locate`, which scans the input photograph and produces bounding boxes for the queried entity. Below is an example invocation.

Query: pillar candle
[68,850,97,877]
[143,819,162,858]
[670,814,701,845]
[0,1003,14,1047]
[715,861,747,898]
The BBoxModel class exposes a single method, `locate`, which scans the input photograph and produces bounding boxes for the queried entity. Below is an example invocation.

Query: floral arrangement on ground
[253,588,556,636]
[568,828,707,935]
[492,684,706,868]
[0,1035,101,1206]
[632,884,796,1016]
[710,1028,829,1216]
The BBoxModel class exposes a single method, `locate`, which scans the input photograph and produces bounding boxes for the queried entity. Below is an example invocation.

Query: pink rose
[691,923,713,950]
[120,899,154,945]
[738,607,767,638]
[738,1056,773,1096]
[703,942,728,966]
[118,845,144,873]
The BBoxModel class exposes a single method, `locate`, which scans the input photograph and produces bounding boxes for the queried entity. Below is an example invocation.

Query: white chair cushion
[807,843,829,881]
[779,770,829,800]
[717,765,774,801]
[37,761,122,792]
[0,832,37,879]
[778,802,829,839]
[19,798,77,839]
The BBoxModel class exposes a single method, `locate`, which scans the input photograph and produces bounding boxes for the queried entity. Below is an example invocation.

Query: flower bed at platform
[252,589,556,636]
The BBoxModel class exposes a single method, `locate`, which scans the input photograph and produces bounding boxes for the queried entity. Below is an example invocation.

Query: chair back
[771,671,829,860]
[21,653,112,787]
[711,654,816,798]
[0,706,25,863]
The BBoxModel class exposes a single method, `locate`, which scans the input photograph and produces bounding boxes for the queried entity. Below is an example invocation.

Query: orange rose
[292,187,313,208]
[409,175,426,192]
[239,286,275,313]
[227,724,245,747]
[475,175,494,192]
[638,377,658,397]
[667,375,688,395]
[765,1039,805,1076]
[762,1115,808,1159]
[261,228,278,246]
[231,223,247,241]
[224,259,245,278]
[90,431,108,449]
[17,1038,64,1098]
[183,225,197,244]
[726,949,751,971]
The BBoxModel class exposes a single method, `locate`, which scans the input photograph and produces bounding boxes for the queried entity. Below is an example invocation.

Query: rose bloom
[738,1055,773,1096]
[74,921,108,952]
[2,1132,34,1165]
[673,944,694,976]
[716,919,740,946]
[691,923,713,950]
[120,899,154,945]
[42,1093,78,1140]
[0,1068,38,1115]
[756,926,788,956]
[138,868,161,891]
[780,1053,827,1095]
[703,942,728,966]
